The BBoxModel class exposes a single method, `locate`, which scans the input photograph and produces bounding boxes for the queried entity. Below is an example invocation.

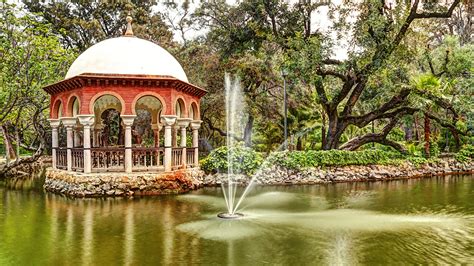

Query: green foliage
[264,149,403,170]
[22,0,174,52]
[406,156,440,166]
[200,144,263,175]
[455,144,474,163]
[406,142,422,157]
[422,140,440,158]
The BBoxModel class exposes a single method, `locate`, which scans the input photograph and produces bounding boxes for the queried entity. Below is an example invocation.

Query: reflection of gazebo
[45,17,205,174]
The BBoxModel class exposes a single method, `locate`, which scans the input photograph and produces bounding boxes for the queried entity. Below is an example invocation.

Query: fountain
[217,74,292,219]
[218,74,249,219]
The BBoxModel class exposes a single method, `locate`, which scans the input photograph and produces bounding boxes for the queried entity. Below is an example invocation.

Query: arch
[51,99,63,119]
[189,101,199,120]
[174,97,186,118]
[66,94,80,117]
[131,92,167,117]
[133,95,164,125]
[89,91,126,114]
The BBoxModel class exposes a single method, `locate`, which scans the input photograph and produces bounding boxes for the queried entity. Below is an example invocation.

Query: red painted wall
[49,85,201,119]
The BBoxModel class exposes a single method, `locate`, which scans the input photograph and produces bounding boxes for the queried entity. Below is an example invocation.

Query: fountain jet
[220,74,246,217]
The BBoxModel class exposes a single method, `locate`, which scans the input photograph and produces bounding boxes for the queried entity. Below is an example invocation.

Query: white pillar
[161,115,177,172]
[73,125,82,147]
[190,120,202,168]
[62,117,77,172]
[152,124,162,148]
[94,124,103,147]
[121,115,136,173]
[78,115,95,174]
[48,119,61,170]
[172,125,179,148]
[177,118,192,168]
[92,129,97,148]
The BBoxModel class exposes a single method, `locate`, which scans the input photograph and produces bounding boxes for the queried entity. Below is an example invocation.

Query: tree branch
[203,117,244,142]
[339,116,407,153]
[316,67,347,82]
[322,58,342,65]
[347,88,413,127]
[424,112,466,135]
[413,1,460,19]
[314,78,329,109]
[414,89,458,119]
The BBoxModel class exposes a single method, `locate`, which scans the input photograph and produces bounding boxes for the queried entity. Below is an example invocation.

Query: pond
[1,174,473,265]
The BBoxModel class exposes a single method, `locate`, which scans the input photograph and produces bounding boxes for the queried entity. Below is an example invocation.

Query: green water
[1,174,473,265]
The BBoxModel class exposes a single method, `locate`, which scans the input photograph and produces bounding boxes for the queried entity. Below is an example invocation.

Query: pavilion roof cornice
[43,73,207,98]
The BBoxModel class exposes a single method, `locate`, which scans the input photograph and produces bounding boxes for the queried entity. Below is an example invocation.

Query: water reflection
[0,174,473,264]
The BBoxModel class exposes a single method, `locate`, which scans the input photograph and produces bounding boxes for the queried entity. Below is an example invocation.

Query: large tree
[285,0,468,151]
[0,3,75,177]
[22,0,174,52]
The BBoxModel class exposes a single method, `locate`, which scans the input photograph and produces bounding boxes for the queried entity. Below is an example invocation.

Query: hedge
[264,149,403,170]
[201,146,403,173]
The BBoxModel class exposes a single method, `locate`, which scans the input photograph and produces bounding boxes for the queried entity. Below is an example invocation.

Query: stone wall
[44,168,204,197]
[44,158,473,197]
[199,158,473,186]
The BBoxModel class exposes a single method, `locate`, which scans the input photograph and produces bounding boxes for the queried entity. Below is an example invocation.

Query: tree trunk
[15,126,20,162]
[1,124,16,162]
[404,122,413,141]
[424,113,431,158]
[449,128,461,151]
[323,110,343,150]
[243,114,254,147]
[321,110,326,149]
[296,136,303,150]
[414,115,421,141]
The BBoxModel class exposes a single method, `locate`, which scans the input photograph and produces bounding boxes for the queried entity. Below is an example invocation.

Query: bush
[200,143,263,175]
[264,149,403,170]
[455,144,474,163]
[406,156,441,166]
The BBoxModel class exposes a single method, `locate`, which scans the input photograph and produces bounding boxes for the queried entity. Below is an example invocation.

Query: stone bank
[44,168,203,197]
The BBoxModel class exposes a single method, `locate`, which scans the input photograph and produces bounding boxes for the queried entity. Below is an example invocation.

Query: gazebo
[45,17,205,176]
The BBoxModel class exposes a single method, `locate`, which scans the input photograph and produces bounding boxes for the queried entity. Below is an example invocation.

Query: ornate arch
[174,95,187,118]
[51,98,64,119]
[188,100,200,120]
[88,91,126,114]
[131,91,167,116]
[66,93,81,117]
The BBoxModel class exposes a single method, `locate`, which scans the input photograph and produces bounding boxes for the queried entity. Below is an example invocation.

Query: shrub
[264,149,403,170]
[406,142,423,157]
[455,144,474,163]
[200,143,263,175]
[407,156,441,166]
[407,156,428,166]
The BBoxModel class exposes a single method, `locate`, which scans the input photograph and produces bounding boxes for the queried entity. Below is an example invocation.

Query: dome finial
[124,15,134,36]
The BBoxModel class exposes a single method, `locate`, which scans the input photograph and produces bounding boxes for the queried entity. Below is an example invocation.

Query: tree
[286,0,465,152]
[22,0,174,52]
[193,0,329,148]
[0,3,75,177]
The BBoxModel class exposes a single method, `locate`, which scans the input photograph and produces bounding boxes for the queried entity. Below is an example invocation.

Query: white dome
[65,37,188,82]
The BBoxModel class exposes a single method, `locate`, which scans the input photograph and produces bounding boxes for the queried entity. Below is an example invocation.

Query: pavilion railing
[71,148,84,171]
[132,147,164,171]
[186,149,195,167]
[171,148,183,170]
[91,147,125,172]
[56,148,67,170]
